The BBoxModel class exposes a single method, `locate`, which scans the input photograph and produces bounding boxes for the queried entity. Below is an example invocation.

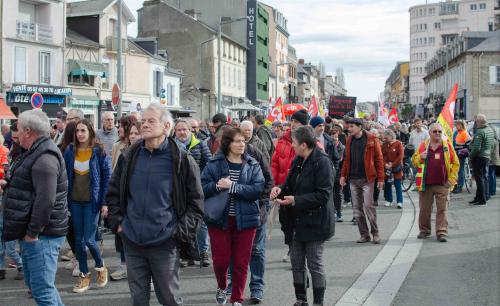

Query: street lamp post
[217,16,248,113]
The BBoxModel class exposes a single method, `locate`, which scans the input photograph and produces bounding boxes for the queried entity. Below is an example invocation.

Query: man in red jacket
[271,110,309,186]
[340,118,385,244]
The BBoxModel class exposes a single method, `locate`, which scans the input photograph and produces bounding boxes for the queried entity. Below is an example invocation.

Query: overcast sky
[73,0,426,102]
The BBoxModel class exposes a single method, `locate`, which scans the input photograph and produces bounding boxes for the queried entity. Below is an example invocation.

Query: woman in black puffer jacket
[271,126,335,306]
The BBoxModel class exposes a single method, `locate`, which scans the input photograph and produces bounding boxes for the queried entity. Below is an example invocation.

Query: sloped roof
[67,0,136,22]
[65,29,101,48]
[468,32,500,52]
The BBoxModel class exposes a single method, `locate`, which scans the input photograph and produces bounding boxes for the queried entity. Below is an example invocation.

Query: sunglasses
[432,130,442,134]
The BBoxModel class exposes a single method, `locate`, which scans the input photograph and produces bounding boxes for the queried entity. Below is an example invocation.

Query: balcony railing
[16,20,53,43]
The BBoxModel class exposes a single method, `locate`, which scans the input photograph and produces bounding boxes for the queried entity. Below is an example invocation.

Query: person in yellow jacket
[411,123,459,242]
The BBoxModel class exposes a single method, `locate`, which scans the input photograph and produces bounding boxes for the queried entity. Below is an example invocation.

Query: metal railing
[16,20,53,43]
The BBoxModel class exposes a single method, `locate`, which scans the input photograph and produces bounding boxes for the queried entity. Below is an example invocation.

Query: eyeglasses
[432,130,442,134]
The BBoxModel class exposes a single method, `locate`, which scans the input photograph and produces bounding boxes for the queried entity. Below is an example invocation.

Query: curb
[335,192,423,306]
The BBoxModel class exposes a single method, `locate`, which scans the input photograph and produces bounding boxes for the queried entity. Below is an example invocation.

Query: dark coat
[279,147,335,243]
[184,133,212,171]
[201,152,265,231]
[106,137,204,260]
[2,137,68,241]
[324,134,344,182]
[246,144,274,224]
[64,144,112,213]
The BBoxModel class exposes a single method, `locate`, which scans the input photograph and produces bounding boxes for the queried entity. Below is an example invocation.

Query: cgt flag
[437,83,458,140]
[265,97,284,125]
[388,107,399,124]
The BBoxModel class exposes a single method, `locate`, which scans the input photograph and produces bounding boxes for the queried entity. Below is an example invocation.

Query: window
[479,3,486,10]
[39,52,50,84]
[470,4,477,10]
[14,46,27,83]
[424,23,427,30]
[435,22,441,29]
[153,70,163,97]
[233,67,236,87]
[223,66,226,86]
[223,42,227,58]
[489,22,493,31]
[489,66,500,84]
[166,83,174,106]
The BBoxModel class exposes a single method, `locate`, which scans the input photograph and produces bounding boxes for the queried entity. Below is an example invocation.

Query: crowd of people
[0,105,498,306]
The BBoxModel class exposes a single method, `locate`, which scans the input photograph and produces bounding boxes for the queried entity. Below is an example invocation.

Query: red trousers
[208,217,256,303]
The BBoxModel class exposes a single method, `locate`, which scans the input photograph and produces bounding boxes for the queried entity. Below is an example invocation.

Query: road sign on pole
[31,92,44,109]
[112,83,121,106]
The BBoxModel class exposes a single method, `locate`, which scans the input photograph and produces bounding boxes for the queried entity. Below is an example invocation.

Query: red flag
[266,97,284,124]
[308,95,319,117]
[437,83,458,140]
[388,107,399,124]
[227,113,231,124]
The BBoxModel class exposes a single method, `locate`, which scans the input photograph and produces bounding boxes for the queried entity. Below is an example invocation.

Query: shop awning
[0,98,17,119]
[226,103,261,111]
[68,59,107,78]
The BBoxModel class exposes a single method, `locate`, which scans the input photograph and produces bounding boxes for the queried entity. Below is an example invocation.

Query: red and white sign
[30,92,44,109]
[112,83,121,106]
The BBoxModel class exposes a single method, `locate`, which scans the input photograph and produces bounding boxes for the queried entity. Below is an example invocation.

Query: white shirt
[409,129,429,149]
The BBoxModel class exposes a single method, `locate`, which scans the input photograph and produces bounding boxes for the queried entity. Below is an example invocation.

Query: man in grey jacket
[96,111,118,155]
[1,109,68,305]
[254,115,275,157]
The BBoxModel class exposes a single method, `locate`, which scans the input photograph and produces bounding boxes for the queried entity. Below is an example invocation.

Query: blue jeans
[488,165,496,197]
[249,222,267,297]
[20,236,65,306]
[384,179,403,204]
[457,157,466,189]
[70,202,103,274]
[0,212,23,269]
[196,221,209,254]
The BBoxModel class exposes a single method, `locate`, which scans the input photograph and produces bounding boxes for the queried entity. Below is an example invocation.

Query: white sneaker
[110,265,127,280]
[397,203,403,209]
[282,253,290,263]
[384,201,392,207]
[65,258,76,270]
[72,262,80,277]
[60,250,73,261]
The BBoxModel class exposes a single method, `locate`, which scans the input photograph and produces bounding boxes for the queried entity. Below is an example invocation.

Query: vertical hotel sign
[246,0,257,102]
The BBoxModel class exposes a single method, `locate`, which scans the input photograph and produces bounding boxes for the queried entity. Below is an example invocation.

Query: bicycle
[402,161,415,192]
[463,157,474,193]
[402,145,416,192]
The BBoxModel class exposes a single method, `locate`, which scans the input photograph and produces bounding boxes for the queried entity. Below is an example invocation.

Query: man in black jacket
[1,109,68,305]
[106,104,203,306]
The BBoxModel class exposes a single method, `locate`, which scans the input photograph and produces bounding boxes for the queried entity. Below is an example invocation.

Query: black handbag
[204,191,229,223]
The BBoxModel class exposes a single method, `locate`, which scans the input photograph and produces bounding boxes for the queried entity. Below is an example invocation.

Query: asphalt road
[0,203,403,306]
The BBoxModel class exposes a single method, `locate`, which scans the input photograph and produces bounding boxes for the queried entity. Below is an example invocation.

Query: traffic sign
[112,83,121,105]
[31,92,44,109]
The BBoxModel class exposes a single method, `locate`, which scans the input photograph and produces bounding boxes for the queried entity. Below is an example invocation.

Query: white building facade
[409,0,495,116]
[2,0,72,118]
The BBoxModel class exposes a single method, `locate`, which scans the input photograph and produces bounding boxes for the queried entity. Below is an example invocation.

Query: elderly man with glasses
[412,123,459,242]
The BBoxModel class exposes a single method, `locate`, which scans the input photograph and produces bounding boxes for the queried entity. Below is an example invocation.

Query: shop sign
[10,84,72,96]
[7,93,65,105]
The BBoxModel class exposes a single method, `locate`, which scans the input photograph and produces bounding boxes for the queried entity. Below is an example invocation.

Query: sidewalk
[393,189,500,306]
